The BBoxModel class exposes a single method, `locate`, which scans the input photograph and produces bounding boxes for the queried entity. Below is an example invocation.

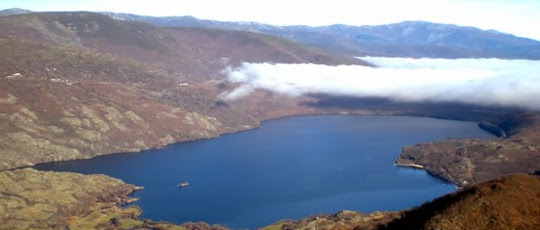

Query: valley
[0,8,539,230]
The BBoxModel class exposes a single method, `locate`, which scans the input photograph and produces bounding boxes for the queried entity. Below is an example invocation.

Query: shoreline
[394,163,425,169]
[29,113,486,190]
[10,112,506,228]
[395,162,461,187]
[28,112,481,172]
[27,113,488,189]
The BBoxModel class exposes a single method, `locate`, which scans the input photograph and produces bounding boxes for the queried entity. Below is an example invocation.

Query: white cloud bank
[221,57,540,110]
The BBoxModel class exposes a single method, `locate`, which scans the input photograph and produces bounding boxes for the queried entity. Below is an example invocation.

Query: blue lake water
[35,115,493,229]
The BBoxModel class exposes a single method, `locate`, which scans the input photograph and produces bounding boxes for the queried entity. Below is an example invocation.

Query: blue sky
[1,0,539,40]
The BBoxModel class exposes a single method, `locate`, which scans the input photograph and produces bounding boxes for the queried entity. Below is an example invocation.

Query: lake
[35,115,493,229]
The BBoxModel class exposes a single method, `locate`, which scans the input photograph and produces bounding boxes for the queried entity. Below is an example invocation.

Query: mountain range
[2,8,540,59]
[0,8,29,16]
[100,11,540,59]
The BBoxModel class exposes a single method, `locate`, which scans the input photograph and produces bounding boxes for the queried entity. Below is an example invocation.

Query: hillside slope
[381,173,540,230]
[0,39,225,170]
[0,12,364,170]
[0,12,364,77]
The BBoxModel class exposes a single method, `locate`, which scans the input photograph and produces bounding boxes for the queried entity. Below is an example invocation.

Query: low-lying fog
[221,57,540,110]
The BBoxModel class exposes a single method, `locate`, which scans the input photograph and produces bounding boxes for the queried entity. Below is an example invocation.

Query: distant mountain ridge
[3,8,540,59]
[101,11,540,59]
[0,8,30,16]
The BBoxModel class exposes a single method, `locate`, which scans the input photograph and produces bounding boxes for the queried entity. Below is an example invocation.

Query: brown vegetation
[381,174,540,230]
[262,211,400,230]
[0,11,360,170]
[396,112,540,186]
[1,10,539,230]
[0,12,365,78]
[0,168,232,230]
[0,168,138,229]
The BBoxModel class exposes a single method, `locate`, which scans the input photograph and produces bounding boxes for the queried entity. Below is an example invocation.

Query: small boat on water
[177,181,189,187]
